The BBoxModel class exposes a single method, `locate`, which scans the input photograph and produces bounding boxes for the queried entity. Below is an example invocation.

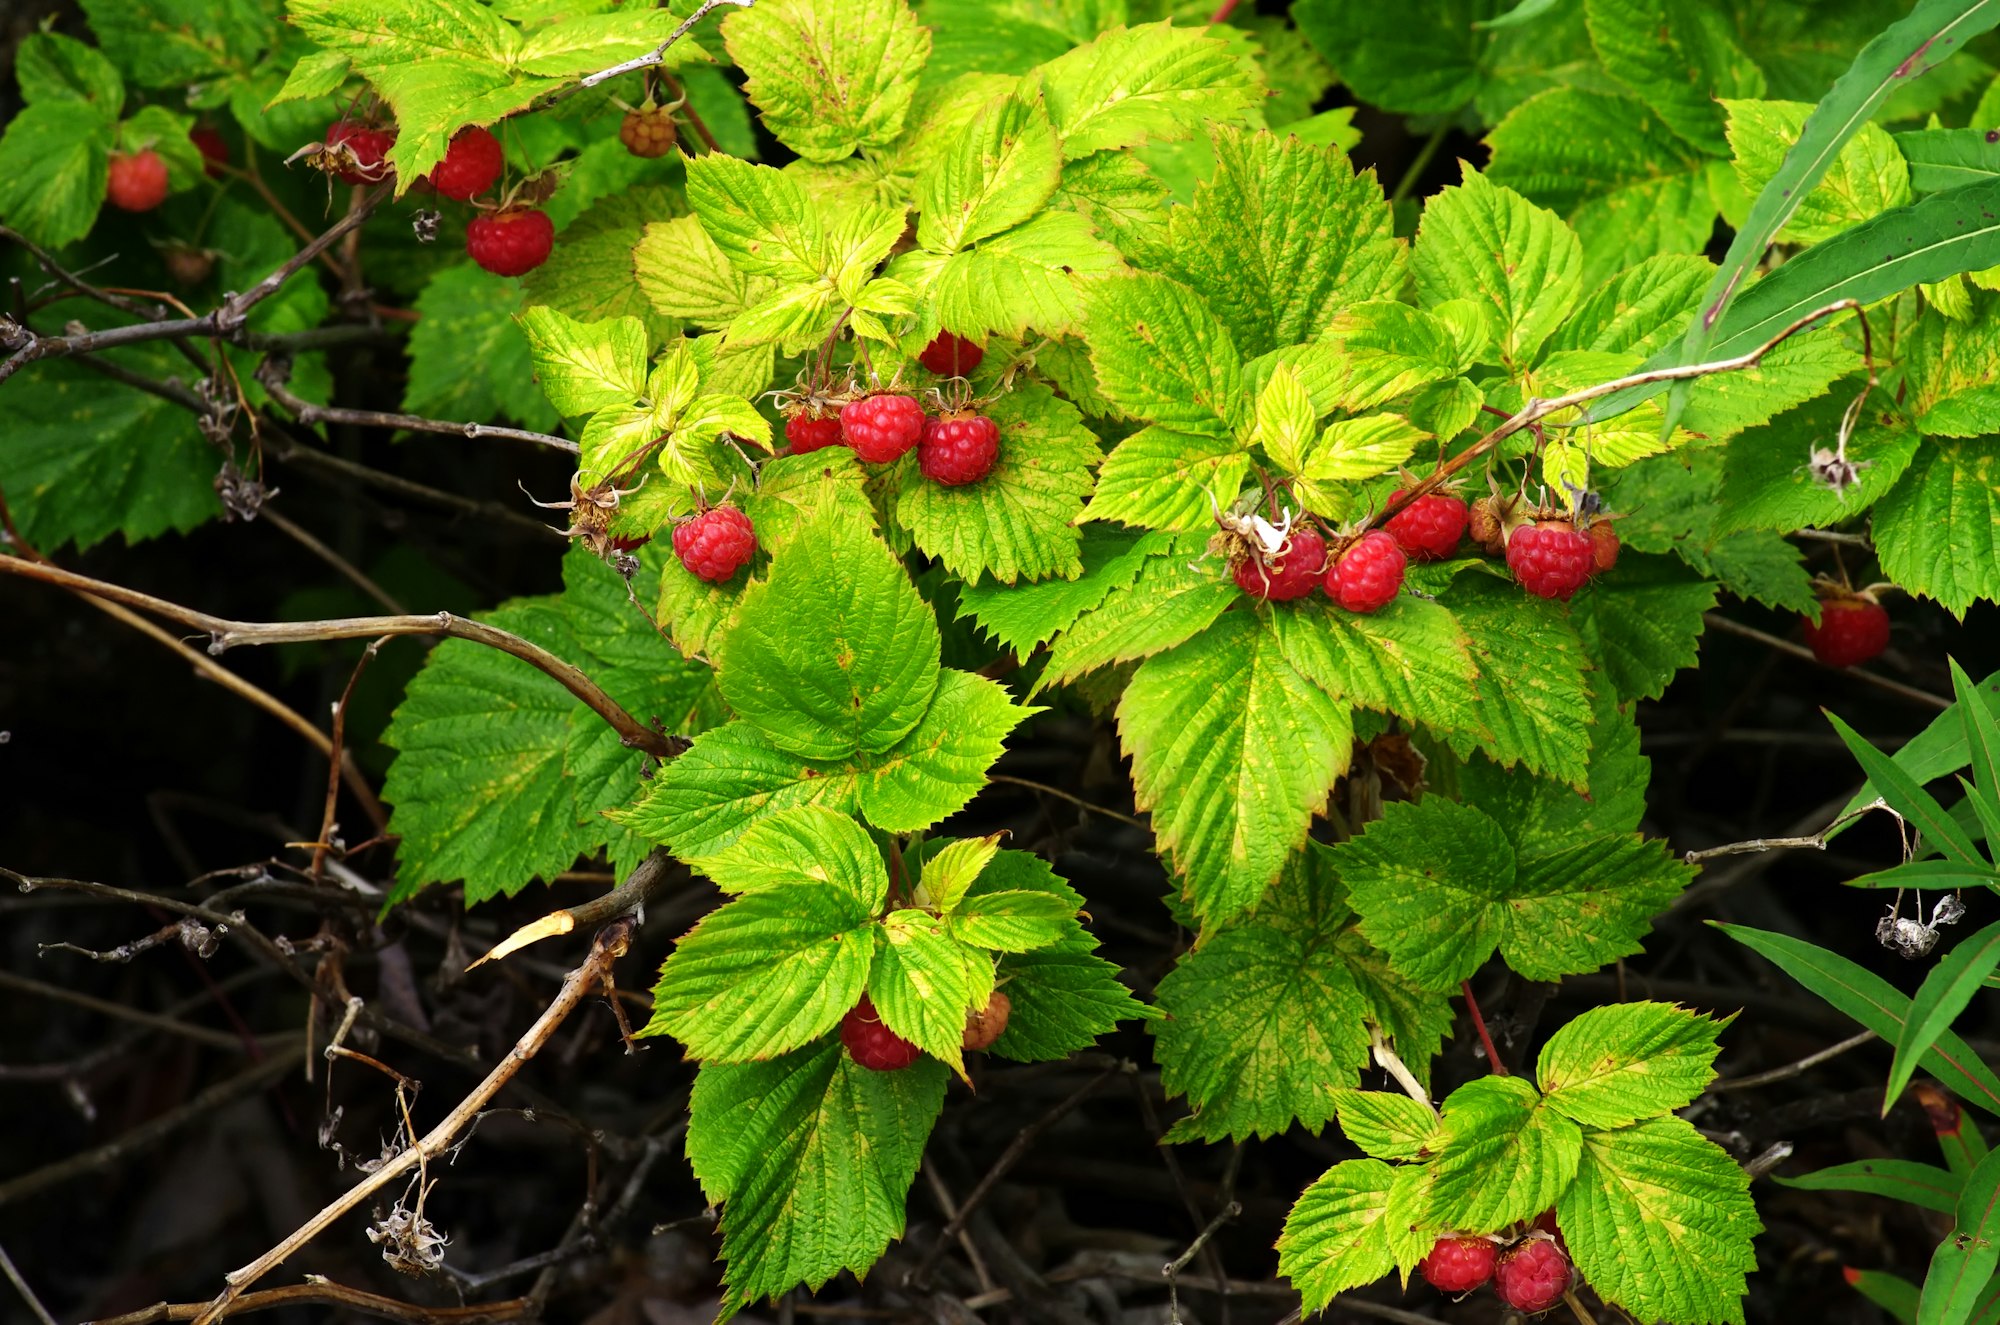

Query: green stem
[1389,120,1454,209]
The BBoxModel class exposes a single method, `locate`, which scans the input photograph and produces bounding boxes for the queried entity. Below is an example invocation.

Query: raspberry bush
[5,1,2000,1323]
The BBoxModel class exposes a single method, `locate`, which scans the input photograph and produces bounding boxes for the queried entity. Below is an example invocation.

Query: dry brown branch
[88,1277,533,1325]
[187,918,637,1324]
[1702,613,1950,711]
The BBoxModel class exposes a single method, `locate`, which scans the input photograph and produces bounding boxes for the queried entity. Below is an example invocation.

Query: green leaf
[404,264,560,434]
[956,526,1163,656]
[0,348,221,552]
[16,31,124,113]
[1292,0,1486,115]
[522,187,682,343]
[717,506,942,761]
[917,835,1001,915]
[896,209,1121,340]
[948,889,1073,952]
[1339,798,1690,991]
[1413,171,1583,368]
[634,214,774,329]
[81,0,273,88]
[1083,427,1250,533]
[1921,1148,2000,1325]
[687,1042,947,1312]
[1431,574,1594,786]
[1900,126,2000,193]
[688,807,889,909]
[1334,1091,1442,1161]
[1586,0,1764,157]
[1552,254,1711,357]
[645,886,878,1061]
[723,0,931,164]
[893,383,1100,583]
[1718,923,2000,1117]
[1828,712,1987,866]
[1267,595,1485,745]
[869,910,988,1074]
[1849,1269,1924,1325]
[1030,19,1260,159]
[1537,1002,1727,1129]
[1276,1159,1400,1310]
[1460,689,1650,851]
[1121,612,1354,928]
[1780,1159,1962,1216]
[1714,404,1919,535]
[1039,547,1238,685]
[1569,555,1718,703]
[915,92,1061,253]
[0,101,107,249]
[1876,439,2000,619]
[1725,98,1911,246]
[1889,919,2000,1114]
[1082,273,1245,433]
[1153,856,1377,1142]
[1425,1075,1583,1233]
[1321,300,1474,413]
[1156,125,1404,359]
[517,306,649,418]
[1837,667,2000,827]
[1557,1116,1761,1324]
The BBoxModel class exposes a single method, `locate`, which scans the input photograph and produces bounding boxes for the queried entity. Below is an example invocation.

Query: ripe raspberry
[841,393,926,463]
[841,995,922,1071]
[1587,518,1620,574]
[620,105,678,158]
[1384,490,1468,562]
[1419,1235,1497,1294]
[785,413,844,455]
[324,120,396,186]
[919,331,984,377]
[919,412,1000,485]
[1507,521,1595,601]
[466,208,555,277]
[106,150,169,212]
[427,125,503,200]
[961,990,1011,1051]
[191,127,228,179]
[671,505,756,582]
[1494,1237,1573,1314]
[1803,596,1890,668]
[1326,530,1406,613]
[1468,496,1508,555]
[1234,527,1326,601]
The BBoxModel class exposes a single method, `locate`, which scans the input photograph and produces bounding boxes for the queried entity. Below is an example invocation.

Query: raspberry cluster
[840,996,922,1072]
[620,105,677,158]
[1417,1219,1574,1313]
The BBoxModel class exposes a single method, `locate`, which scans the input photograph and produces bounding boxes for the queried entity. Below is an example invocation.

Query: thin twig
[0,1242,59,1325]
[87,1278,533,1325]
[314,638,391,880]
[1165,1201,1241,1325]
[189,919,637,1324]
[259,362,579,455]
[922,1161,997,1294]
[261,508,408,614]
[0,557,677,758]
[1702,613,1950,711]
[575,0,755,91]
[1708,1030,1879,1093]
[0,969,258,1053]
[1682,797,1884,864]
[988,774,1147,829]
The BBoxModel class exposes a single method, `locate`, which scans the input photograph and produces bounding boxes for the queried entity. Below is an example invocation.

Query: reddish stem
[1462,980,1510,1077]
[1208,0,1242,21]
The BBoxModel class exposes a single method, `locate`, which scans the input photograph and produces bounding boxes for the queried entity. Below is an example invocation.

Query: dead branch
[258,358,579,455]
[87,1277,533,1325]
[1702,613,1950,711]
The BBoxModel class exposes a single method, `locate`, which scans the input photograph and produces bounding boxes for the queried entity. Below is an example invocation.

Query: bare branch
[259,357,579,454]
[0,557,678,758]
[87,1277,533,1325]
[1702,613,1949,711]
[576,0,755,90]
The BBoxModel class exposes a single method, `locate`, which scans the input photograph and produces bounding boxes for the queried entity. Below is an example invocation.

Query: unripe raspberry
[324,120,396,186]
[1803,595,1890,668]
[106,149,170,212]
[1419,1235,1497,1294]
[426,125,503,200]
[671,505,756,582]
[785,413,844,455]
[1507,521,1594,601]
[1384,490,1468,562]
[1587,518,1621,573]
[840,393,926,463]
[191,127,229,179]
[161,244,214,286]
[919,331,984,377]
[918,411,1000,485]
[1494,1236,1573,1313]
[961,990,1011,1051]
[841,995,922,1071]
[1468,496,1508,555]
[620,105,677,158]
[1234,527,1326,601]
[1325,530,1405,613]
[465,208,554,277]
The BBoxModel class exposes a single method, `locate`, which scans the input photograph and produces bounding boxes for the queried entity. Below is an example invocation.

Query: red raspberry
[1419,1235,1497,1294]
[1494,1237,1573,1313]
[919,331,984,377]
[426,125,502,200]
[620,106,678,158]
[191,127,228,179]
[918,412,1000,485]
[840,393,926,463]
[1507,521,1595,601]
[466,208,555,277]
[105,150,169,212]
[961,990,1011,1051]
[841,995,922,1071]
[671,505,756,582]
[1587,518,1620,573]
[785,413,845,454]
[1234,527,1326,601]
[1384,490,1468,562]
[1326,530,1406,613]
[1803,596,1890,668]
[324,120,396,186]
